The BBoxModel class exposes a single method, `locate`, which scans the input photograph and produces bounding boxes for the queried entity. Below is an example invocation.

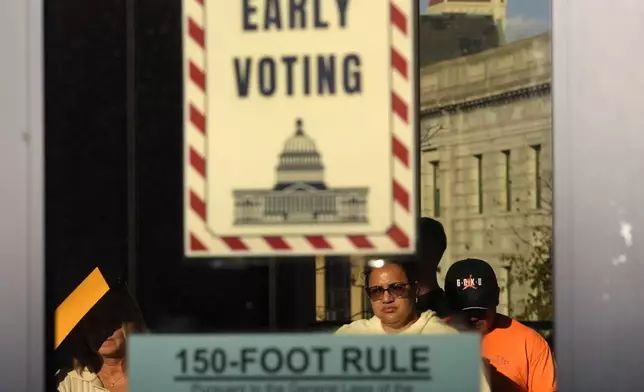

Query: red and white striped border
[184,0,416,256]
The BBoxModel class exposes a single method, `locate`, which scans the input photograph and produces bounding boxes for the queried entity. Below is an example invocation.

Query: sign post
[183,0,419,258]
[129,334,481,392]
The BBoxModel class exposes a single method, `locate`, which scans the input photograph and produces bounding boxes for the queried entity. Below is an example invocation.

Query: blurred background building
[316,19,551,321]
[426,0,507,39]
[418,12,501,66]
[419,33,551,316]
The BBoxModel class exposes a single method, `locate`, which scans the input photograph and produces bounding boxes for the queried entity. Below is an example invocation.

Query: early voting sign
[183,0,419,257]
[129,334,480,392]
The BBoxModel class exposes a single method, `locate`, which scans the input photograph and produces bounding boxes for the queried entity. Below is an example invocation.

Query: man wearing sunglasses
[444,258,557,392]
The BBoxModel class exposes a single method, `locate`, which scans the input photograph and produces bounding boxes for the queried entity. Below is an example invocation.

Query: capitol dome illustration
[233,119,369,225]
[275,119,326,190]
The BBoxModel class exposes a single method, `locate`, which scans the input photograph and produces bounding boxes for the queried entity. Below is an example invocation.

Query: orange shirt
[482,315,557,392]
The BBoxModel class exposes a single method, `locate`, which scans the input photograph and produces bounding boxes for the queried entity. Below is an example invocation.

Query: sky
[420,0,551,42]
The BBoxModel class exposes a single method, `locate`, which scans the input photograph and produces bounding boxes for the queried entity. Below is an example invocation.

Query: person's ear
[417,282,429,296]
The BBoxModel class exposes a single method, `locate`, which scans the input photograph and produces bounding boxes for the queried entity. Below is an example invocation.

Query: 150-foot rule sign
[128,335,482,391]
[183,0,418,258]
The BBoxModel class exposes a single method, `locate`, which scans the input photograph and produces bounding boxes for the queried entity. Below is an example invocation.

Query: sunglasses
[365,282,416,301]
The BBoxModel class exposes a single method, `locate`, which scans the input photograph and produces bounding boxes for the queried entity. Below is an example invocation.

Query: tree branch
[502,172,554,320]
[421,123,446,145]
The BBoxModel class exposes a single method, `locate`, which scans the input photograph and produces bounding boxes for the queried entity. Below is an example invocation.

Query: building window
[475,154,483,214]
[503,150,511,212]
[431,160,441,217]
[531,144,542,209]
[459,37,483,55]
[325,257,351,321]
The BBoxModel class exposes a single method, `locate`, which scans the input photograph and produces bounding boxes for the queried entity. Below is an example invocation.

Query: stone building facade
[418,13,501,66]
[426,0,507,40]
[315,33,552,321]
[420,33,552,316]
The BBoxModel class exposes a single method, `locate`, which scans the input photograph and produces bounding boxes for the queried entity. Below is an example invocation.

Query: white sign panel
[183,0,418,257]
[129,334,481,392]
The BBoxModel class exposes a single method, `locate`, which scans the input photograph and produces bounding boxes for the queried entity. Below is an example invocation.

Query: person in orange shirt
[443,258,557,392]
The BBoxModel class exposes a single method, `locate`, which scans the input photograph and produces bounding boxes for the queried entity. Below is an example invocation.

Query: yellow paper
[54,268,110,349]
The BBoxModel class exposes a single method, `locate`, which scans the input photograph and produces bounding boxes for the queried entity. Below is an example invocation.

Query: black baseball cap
[444,258,499,311]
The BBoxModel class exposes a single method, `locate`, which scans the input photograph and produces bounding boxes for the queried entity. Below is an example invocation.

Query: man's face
[416,254,441,295]
[461,308,496,334]
[418,245,441,266]
[418,245,442,273]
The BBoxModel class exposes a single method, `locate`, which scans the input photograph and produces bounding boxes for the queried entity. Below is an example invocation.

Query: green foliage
[502,172,553,321]
[502,224,552,320]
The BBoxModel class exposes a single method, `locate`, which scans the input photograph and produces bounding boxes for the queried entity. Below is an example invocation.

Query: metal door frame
[0,0,44,390]
[2,0,644,390]
[553,0,644,390]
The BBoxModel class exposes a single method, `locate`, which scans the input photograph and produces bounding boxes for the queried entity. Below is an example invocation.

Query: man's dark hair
[418,217,447,264]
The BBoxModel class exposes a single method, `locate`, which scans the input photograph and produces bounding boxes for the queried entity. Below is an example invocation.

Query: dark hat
[54,266,144,371]
[444,258,499,310]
